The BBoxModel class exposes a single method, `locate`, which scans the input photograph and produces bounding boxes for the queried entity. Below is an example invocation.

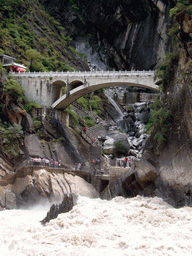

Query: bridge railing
[11,70,155,77]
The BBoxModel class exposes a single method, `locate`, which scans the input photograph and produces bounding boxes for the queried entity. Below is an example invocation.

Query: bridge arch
[52,80,66,104]
[70,80,84,90]
[52,81,159,109]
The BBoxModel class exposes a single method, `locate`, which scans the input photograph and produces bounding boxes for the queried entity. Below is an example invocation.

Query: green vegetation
[24,102,41,114]
[113,141,129,156]
[156,52,179,92]
[3,75,41,112]
[65,105,79,128]
[0,122,23,157]
[147,1,192,145]
[33,120,44,138]
[3,76,26,105]
[77,97,89,110]
[168,0,192,46]
[85,116,95,127]
[146,96,172,145]
[77,91,104,117]
[90,95,104,116]
[0,0,86,72]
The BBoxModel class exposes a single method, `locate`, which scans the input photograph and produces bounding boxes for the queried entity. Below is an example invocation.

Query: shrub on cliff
[85,116,95,127]
[3,76,26,105]
[65,106,79,128]
[0,122,23,157]
[168,0,192,46]
[146,96,172,145]
[156,52,179,92]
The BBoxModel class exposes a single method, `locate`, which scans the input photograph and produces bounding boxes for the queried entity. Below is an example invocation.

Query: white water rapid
[1,195,192,256]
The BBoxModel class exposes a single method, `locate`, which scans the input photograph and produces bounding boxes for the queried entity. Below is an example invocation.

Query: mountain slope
[0,0,89,71]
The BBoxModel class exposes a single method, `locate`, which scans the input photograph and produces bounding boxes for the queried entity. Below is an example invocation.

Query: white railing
[11,70,155,78]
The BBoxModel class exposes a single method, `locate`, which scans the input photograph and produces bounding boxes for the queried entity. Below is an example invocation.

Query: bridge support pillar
[66,79,70,97]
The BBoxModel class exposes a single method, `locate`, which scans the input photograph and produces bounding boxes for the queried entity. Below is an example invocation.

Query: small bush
[85,116,95,127]
[113,141,129,156]
[0,123,23,157]
[24,101,41,113]
[3,78,26,105]
[65,108,79,128]
[77,97,88,110]
[34,120,42,130]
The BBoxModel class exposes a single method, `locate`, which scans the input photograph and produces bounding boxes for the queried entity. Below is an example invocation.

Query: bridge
[12,70,159,109]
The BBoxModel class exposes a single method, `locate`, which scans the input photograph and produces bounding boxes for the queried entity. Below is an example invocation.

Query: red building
[0,54,26,72]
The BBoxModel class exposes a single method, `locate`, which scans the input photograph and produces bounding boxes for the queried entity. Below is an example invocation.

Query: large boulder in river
[103,130,130,155]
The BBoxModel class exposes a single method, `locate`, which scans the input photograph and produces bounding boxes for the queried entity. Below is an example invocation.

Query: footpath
[72,102,109,146]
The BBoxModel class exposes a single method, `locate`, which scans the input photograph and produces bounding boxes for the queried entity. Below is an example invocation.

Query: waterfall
[104,90,124,121]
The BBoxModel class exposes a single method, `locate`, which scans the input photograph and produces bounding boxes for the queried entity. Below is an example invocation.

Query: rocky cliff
[0,74,100,209]
[43,0,175,70]
[0,115,99,209]
[101,10,192,207]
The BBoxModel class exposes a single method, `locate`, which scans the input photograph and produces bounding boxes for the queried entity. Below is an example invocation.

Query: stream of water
[1,195,192,256]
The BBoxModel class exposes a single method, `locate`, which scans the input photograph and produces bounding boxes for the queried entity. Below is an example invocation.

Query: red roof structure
[0,54,26,72]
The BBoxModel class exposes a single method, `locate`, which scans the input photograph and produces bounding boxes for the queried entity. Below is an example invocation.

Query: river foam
[1,195,192,255]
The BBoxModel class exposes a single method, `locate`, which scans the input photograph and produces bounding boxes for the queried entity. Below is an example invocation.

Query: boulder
[21,113,34,132]
[64,173,99,198]
[24,134,44,158]
[41,193,74,225]
[103,137,114,154]
[118,116,136,134]
[103,130,130,155]
[132,137,144,149]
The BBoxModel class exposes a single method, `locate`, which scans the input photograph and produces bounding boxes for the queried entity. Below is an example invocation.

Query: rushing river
[1,195,192,256]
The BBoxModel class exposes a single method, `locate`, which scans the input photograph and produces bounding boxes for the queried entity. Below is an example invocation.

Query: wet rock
[132,138,144,148]
[118,116,136,134]
[41,193,74,225]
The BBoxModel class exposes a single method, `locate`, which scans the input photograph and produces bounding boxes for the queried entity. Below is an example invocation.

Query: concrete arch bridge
[12,70,159,110]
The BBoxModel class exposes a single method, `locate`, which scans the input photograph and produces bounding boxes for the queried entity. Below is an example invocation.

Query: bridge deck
[12,70,155,77]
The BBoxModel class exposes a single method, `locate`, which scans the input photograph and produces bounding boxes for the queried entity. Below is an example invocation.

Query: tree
[26,49,45,71]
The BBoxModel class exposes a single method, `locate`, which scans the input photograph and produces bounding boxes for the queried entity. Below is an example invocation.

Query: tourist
[45,158,50,167]
[123,157,128,168]
[77,163,81,171]
[83,127,86,134]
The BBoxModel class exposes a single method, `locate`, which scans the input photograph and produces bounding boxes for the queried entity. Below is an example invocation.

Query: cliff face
[0,112,99,209]
[43,0,174,70]
[101,11,192,207]
[153,11,192,207]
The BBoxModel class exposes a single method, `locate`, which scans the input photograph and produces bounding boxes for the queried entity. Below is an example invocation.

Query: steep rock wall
[101,12,192,207]
[43,0,174,70]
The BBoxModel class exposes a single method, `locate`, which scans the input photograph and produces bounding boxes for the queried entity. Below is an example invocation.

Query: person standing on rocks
[123,157,128,168]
